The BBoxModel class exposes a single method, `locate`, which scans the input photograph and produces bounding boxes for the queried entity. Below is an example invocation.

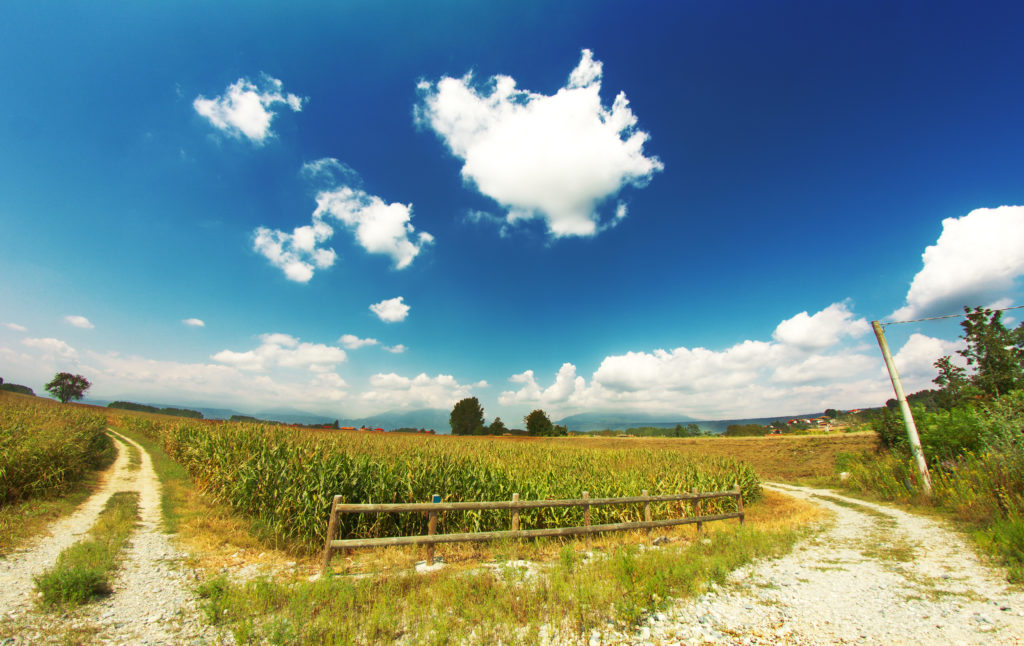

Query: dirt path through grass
[1,430,219,645]
[618,482,1024,645]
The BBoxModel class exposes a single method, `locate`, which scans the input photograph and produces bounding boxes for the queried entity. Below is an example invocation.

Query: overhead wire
[882,304,1024,328]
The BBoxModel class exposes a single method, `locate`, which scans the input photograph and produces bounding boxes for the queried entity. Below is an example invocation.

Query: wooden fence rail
[321,486,744,573]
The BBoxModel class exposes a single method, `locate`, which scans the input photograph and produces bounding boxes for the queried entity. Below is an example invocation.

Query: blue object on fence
[432,494,441,504]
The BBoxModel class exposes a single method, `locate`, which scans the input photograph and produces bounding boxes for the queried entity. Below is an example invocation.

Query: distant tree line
[0,376,35,396]
[582,423,710,438]
[108,401,204,418]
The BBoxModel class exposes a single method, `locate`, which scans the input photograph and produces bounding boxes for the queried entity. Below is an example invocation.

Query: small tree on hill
[525,409,553,436]
[45,372,91,404]
[450,397,485,435]
[487,417,508,435]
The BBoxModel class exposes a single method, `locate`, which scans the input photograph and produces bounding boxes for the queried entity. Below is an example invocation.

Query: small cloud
[4,322,27,332]
[339,334,379,350]
[193,74,304,144]
[254,167,432,282]
[370,297,410,323]
[65,315,94,329]
[211,332,346,372]
[23,337,78,359]
[183,318,205,328]
[892,205,1024,320]
[383,344,407,354]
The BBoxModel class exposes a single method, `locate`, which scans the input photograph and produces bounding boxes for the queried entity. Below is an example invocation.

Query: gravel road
[0,430,223,645]
[591,482,1024,645]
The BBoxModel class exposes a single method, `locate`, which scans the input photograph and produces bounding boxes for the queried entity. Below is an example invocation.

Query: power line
[883,304,1024,327]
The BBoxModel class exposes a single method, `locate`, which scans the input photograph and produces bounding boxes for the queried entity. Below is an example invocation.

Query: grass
[555,432,880,481]
[33,491,140,607]
[0,471,103,557]
[197,489,823,645]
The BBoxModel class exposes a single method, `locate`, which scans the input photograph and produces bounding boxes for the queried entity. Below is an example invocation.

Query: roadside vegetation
[0,392,116,554]
[836,306,1024,581]
[33,491,140,607]
[197,491,816,645]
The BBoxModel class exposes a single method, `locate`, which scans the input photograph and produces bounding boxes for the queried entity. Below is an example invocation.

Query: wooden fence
[321,486,744,573]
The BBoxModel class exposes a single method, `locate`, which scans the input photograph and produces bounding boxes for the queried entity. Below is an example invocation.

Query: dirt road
[0,431,220,645]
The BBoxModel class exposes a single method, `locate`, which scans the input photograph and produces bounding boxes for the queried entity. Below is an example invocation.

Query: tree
[524,409,553,436]
[952,306,1024,397]
[45,372,91,404]
[487,417,508,435]
[450,397,485,435]
[932,355,972,409]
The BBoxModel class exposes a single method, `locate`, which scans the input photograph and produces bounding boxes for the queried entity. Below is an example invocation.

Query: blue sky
[2,1,1022,423]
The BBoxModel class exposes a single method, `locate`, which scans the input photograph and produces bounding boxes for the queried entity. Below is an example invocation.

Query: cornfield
[0,394,114,505]
[115,416,760,549]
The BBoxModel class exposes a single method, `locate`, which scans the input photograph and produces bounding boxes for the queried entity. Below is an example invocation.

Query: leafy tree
[956,306,1024,397]
[932,355,973,409]
[487,417,508,435]
[450,397,485,435]
[524,409,554,436]
[552,423,569,436]
[45,372,91,404]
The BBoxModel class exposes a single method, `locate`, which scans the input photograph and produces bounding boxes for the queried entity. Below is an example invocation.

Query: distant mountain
[340,408,451,433]
[557,412,696,432]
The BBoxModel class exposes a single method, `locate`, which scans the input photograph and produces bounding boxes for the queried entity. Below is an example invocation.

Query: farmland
[112,415,765,552]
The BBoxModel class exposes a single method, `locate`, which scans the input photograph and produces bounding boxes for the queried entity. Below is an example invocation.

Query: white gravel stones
[566,483,1024,645]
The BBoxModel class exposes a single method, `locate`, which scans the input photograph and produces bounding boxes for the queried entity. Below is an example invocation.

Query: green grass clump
[197,522,800,645]
[0,394,114,505]
[113,416,759,552]
[34,491,140,607]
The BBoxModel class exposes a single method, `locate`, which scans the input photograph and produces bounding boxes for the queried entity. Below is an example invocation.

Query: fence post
[642,489,651,544]
[426,494,441,565]
[511,493,520,533]
[320,495,342,575]
[583,491,592,551]
[692,488,702,535]
[734,483,744,525]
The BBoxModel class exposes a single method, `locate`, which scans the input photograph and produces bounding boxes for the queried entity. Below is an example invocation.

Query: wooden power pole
[871,320,933,497]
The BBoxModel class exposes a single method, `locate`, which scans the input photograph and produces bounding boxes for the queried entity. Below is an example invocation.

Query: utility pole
[871,320,932,497]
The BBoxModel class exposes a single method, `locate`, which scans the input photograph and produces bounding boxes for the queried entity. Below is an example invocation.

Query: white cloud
[22,337,78,359]
[313,187,433,270]
[383,344,407,354]
[361,372,479,410]
[417,49,663,238]
[339,334,378,350]
[370,297,410,323]
[193,75,304,144]
[183,318,205,327]
[254,162,432,281]
[890,333,964,384]
[211,333,346,372]
[4,322,26,332]
[498,302,927,419]
[772,302,870,350]
[892,205,1024,320]
[65,315,94,329]
[253,221,337,283]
